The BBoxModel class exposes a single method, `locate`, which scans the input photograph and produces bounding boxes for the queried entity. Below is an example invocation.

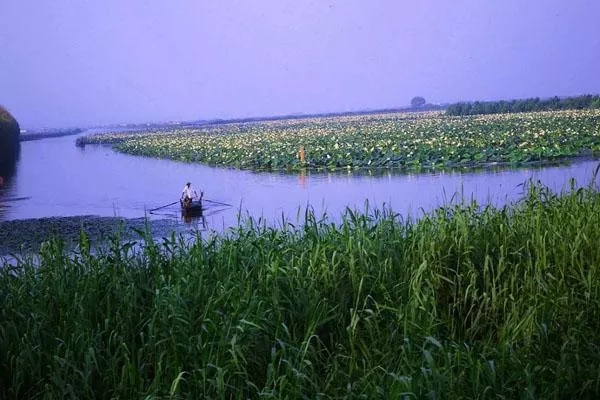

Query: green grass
[2,179,600,398]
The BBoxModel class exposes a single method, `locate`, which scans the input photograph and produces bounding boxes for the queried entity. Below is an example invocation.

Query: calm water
[1,130,599,233]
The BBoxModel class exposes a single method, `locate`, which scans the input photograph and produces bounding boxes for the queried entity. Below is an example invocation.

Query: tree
[411,96,426,108]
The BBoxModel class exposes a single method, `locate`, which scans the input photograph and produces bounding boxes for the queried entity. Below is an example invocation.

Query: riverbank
[19,128,83,142]
[2,182,599,398]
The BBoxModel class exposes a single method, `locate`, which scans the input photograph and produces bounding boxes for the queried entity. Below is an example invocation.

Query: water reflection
[258,158,590,181]
[299,169,307,189]
[181,209,206,226]
[0,142,20,180]
[0,143,21,218]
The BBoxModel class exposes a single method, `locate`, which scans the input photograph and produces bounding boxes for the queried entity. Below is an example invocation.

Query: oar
[3,196,31,202]
[149,200,179,212]
[203,198,233,207]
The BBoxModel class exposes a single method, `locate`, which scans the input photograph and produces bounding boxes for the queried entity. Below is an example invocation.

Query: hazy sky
[1,0,599,129]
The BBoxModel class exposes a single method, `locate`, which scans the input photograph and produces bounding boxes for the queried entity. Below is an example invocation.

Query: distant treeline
[195,104,447,126]
[446,95,600,116]
[101,105,449,133]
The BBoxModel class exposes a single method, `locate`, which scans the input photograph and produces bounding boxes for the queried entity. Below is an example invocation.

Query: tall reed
[1,180,600,398]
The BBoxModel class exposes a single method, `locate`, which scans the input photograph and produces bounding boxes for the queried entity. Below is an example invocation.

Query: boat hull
[181,199,203,215]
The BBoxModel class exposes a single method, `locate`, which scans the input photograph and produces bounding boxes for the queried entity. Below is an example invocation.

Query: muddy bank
[0,215,197,257]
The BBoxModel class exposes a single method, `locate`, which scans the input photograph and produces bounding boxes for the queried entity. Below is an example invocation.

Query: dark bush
[0,105,20,163]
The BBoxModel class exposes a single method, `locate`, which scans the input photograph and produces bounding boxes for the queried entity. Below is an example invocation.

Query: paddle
[149,200,179,212]
[3,196,31,202]
[203,198,233,207]
[149,198,231,213]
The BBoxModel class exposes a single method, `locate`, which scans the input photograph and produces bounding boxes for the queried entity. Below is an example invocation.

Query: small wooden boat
[181,198,203,215]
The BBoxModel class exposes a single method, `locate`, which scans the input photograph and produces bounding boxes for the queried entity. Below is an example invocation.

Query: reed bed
[1,181,600,399]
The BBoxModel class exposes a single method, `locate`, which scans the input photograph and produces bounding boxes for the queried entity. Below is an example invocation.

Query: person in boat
[181,182,203,208]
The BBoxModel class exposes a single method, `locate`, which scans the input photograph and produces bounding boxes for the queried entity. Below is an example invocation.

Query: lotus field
[79,110,600,171]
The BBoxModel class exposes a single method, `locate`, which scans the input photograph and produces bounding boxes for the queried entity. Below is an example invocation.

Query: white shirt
[182,185,197,199]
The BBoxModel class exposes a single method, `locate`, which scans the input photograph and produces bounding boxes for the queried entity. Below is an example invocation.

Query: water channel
[1,130,599,234]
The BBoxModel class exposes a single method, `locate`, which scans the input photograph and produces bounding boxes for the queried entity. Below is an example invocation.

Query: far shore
[19,128,83,142]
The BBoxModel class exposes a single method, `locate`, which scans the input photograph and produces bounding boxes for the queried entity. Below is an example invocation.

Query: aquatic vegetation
[78,109,600,171]
[0,215,184,255]
[1,181,600,398]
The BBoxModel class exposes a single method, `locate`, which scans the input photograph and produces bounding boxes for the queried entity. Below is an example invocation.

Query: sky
[1,0,599,129]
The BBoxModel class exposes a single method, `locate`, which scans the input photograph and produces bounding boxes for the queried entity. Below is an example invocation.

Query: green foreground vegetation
[2,180,600,399]
[77,109,600,172]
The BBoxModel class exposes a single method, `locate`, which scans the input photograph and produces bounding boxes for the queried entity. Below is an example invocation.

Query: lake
[1,129,599,233]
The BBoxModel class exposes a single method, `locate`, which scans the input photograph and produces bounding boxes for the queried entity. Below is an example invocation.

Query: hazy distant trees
[446,95,600,116]
[0,105,20,163]
[411,96,426,108]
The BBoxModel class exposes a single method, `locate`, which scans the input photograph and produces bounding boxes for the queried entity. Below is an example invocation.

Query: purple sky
[1,0,599,129]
